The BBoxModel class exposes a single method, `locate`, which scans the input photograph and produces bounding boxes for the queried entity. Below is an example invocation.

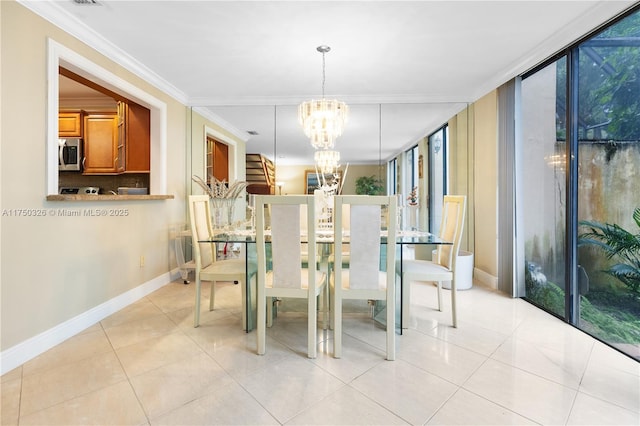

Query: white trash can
[432,249,474,290]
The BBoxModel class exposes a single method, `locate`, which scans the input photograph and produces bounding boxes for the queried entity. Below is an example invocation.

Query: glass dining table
[202,229,450,334]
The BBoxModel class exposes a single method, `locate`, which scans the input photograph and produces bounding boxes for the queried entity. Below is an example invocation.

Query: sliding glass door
[521,57,568,318]
[520,7,640,359]
[576,11,640,357]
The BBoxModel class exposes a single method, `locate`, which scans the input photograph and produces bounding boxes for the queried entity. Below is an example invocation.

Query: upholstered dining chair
[188,195,247,328]
[402,195,466,327]
[255,195,328,358]
[299,190,326,265]
[332,195,398,360]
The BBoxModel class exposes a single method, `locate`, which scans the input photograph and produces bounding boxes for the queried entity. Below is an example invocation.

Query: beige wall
[0,1,242,362]
[448,106,475,254]
[446,95,498,285]
[472,91,499,279]
[1,0,181,351]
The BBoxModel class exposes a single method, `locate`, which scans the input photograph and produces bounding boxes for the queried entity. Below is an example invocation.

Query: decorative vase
[211,198,236,229]
[407,204,418,230]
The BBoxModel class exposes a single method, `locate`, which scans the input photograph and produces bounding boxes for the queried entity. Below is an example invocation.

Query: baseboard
[474,267,498,290]
[0,272,171,375]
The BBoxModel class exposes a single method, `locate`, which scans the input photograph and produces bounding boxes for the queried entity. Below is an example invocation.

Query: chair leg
[209,280,216,311]
[308,289,317,359]
[386,296,395,361]
[246,275,254,332]
[436,281,443,311]
[319,262,330,330]
[266,297,273,328]
[451,279,458,328]
[241,277,248,331]
[257,283,266,355]
[321,283,329,330]
[333,295,342,358]
[194,274,201,328]
[325,284,330,329]
[401,273,410,328]
[329,275,335,331]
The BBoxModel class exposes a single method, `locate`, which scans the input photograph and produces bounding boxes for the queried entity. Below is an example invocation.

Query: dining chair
[299,189,326,264]
[402,195,466,327]
[188,195,247,328]
[332,195,397,360]
[335,201,351,264]
[255,194,328,358]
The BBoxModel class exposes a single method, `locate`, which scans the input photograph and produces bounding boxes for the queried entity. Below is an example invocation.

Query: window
[404,145,419,198]
[520,7,640,359]
[521,57,568,318]
[576,10,640,358]
[428,125,448,234]
[387,157,397,195]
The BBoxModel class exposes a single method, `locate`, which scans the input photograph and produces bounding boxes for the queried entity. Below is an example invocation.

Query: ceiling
[33,0,636,165]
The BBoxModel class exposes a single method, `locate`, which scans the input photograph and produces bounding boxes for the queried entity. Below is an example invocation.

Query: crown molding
[189,94,472,107]
[192,107,250,143]
[18,0,259,141]
[17,0,188,105]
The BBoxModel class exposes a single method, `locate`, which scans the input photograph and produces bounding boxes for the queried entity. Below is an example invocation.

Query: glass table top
[200,229,451,245]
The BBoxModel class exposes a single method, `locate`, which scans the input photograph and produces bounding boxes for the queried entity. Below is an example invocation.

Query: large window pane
[521,57,567,318]
[577,11,640,358]
[429,127,447,234]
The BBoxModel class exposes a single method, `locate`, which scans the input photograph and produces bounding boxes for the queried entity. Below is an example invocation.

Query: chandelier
[298,45,349,149]
[314,149,340,174]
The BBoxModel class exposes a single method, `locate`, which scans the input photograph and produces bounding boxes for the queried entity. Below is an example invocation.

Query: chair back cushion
[435,195,466,270]
[190,196,214,268]
[271,204,302,288]
[348,204,381,289]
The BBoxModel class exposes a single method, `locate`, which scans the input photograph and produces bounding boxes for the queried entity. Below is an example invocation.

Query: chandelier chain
[321,50,326,98]
[298,44,348,150]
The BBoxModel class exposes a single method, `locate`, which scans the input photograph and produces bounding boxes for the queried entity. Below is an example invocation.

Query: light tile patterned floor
[1,279,638,425]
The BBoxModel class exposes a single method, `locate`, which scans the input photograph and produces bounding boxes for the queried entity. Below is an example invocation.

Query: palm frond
[579,209,640,295]
[633,207,640,229]
[606,264,640,292]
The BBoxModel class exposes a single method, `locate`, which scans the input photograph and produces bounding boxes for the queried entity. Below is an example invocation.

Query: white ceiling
[30,0,636,165]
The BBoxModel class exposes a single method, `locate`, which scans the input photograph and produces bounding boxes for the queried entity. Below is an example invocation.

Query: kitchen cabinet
[58,111,83,137]
[82,113,122,174]
[123,101,150,173]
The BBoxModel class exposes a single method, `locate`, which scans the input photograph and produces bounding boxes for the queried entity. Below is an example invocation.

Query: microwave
[58,138,82,171]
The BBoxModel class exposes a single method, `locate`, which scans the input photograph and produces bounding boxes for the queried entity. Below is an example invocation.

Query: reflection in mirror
[202,102,467,195]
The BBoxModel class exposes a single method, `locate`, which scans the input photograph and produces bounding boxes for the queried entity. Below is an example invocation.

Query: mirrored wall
[188,102,467,197]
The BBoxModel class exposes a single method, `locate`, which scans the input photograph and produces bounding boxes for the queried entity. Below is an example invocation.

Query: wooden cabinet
[58,111,83,137]
[73,102,149,175]
[123,101,150,173]
[206,136,229,185]
[82,113,121,174]
[116,102,126,173]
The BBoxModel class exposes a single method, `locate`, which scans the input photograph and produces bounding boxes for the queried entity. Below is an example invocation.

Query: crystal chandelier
[298,45,349,150]
[314,149,340,174]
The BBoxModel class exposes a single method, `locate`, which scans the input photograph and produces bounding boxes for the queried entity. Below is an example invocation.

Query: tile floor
[1,278,639,425]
